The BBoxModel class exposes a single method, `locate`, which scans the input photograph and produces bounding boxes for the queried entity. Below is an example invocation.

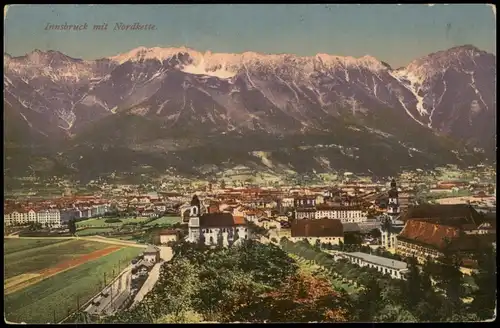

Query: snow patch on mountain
[391,69,428,116]
[250,151,274,168]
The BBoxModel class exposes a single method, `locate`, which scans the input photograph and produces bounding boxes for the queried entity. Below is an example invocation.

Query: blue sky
[4,4,496,67]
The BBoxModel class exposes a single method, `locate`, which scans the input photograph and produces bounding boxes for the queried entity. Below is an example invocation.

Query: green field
[4,239,110,280]
[145,216,182,227]
[4,238,67,255]
[4,246,142,324]
[75,228,114,236]
[76,217,149,228]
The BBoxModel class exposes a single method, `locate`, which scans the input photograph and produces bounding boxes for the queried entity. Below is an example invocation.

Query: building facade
[159,230,179,245]
[143,245,161,263]
[341,252,408,279]
[290,218,344,245]
[187,196,250,247]
[315,205,367,223]
[295,208,316,220]
[294,197,317,208]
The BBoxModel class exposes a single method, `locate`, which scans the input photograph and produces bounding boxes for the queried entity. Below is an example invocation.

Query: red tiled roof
[291,219,343,238]
[401,204,483,226]
[233,216,246,225]
[159,229,177,235]
[398,220,461,250]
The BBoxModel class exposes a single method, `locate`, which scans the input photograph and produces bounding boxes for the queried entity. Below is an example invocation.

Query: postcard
[3,4,496,324]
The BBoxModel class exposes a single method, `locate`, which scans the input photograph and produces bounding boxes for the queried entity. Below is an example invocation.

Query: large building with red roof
[396,204,495,265]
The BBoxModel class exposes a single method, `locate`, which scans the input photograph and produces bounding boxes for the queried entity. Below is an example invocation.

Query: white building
[159,229,178,244]
[187,196,250,247]
[4,208,63,227]
[341,252,408,279]
[143,245,160,263]
[315,205,367,223]
[280,197,295,208]
[4,211,26,226]
[37,209,63,227]
[295,208,316,220]
[254,218,281,231]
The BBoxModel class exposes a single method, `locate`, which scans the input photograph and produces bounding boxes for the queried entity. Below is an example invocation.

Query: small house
[159,229,179,245]
[143,245,160,263]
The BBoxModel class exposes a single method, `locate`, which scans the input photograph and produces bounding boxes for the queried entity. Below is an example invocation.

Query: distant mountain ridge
[3,45,495,180]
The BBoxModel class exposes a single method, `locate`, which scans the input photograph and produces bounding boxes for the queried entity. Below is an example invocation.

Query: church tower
[188,195,201,242]
[387,179,400,217]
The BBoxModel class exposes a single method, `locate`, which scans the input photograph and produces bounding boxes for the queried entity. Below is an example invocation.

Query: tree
[434,251,466,318]
[68,220,77,236]
[155,310,204,323]
[195,266,264,322]
[469,246,497,320]
[344,233,362,245]
[355,277,385,321]
[413,258,444,322]
[403,257,423,310]
[236,241,298,288]
[375,304,417,322]
[142,258,200,322]
[244,272,350,322]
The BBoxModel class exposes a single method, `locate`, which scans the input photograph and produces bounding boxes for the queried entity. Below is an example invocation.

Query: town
[4,165,497,323]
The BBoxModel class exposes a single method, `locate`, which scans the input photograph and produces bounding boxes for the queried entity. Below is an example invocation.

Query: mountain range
[3,45,496,182]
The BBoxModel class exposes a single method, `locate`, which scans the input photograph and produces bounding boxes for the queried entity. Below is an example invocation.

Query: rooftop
[345,252,408,270]
[144,245,160,254]
[199,213,246,227]
[342,222,361,233]
[291,219,343,238]
[159,229,177,235]
[401,204,483,227]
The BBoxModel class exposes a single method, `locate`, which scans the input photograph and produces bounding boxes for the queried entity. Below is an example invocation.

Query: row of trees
[280,238,496,322]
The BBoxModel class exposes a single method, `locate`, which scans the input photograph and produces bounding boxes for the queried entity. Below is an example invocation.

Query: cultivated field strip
[4,239,142,324]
